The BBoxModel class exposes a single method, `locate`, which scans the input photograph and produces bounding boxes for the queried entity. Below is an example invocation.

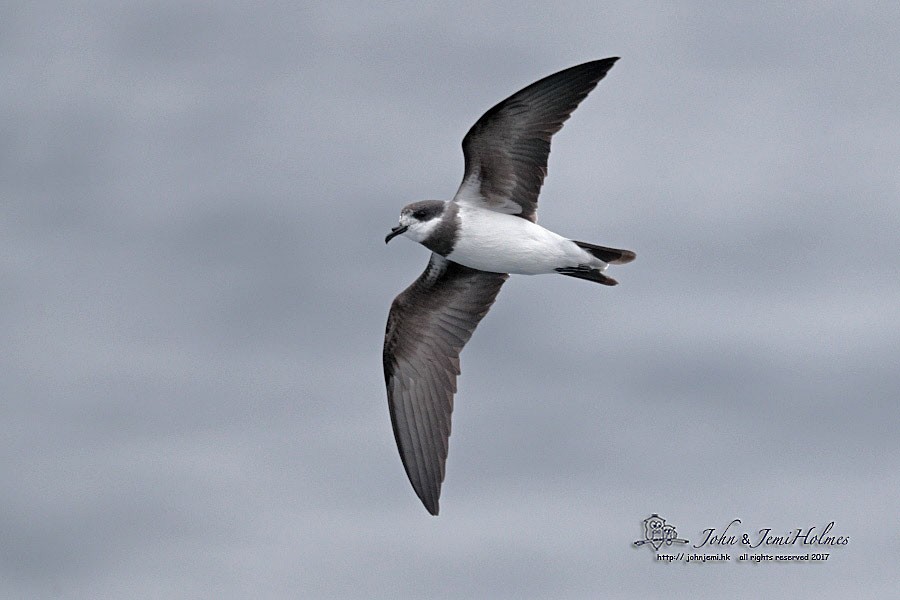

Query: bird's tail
[555,266,619,285]
[554,240,636,286]
[572,240,636,265]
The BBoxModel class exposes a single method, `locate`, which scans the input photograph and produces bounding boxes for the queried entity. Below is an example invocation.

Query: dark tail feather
[555,266,618,286]
[573,240,636,264]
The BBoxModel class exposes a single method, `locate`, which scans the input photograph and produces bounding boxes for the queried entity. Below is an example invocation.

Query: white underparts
[446,204,605,275]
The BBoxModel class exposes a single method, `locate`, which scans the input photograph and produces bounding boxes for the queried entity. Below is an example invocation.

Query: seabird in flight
[383,57,635,514]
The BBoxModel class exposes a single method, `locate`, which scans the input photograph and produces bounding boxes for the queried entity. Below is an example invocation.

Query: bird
[383,58,635,515]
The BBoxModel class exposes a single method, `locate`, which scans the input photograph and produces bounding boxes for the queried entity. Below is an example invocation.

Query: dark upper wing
[452,58,619,222]
[383,254,507,515]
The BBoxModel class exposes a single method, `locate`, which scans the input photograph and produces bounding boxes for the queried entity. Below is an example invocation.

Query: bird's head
[385,200,445,244]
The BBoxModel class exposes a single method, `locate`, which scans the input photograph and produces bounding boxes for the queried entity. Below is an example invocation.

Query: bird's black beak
[385,225,408,244]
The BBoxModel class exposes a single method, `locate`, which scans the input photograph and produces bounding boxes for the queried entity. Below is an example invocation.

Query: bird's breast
[446,207,573,274]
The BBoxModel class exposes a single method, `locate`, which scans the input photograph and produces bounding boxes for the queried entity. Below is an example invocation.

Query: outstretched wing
[383,254,507,514]
[452,57,619,222]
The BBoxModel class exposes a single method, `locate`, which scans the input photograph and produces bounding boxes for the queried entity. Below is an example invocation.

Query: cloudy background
[3,1,899,597]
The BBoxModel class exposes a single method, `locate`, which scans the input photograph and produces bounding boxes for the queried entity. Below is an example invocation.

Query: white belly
[446,205,590,274]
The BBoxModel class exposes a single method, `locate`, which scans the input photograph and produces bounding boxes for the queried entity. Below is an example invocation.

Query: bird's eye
[412,210,426,219]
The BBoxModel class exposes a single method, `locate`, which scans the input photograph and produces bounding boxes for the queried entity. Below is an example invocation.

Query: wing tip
[414,483,441,515]
[578,56,620,71]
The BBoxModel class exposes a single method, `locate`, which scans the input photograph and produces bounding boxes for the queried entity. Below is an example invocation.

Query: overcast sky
[3,1,899,598]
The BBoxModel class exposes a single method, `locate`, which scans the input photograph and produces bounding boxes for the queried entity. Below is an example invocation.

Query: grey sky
[3,1,899,598]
